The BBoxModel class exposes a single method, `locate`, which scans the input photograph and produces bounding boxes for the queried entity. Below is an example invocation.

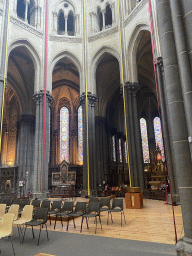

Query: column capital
[80,92,97,106]
[123,82,140,94]
[156,56,164,73]
[24,0,30,4]
[33,90,52,105]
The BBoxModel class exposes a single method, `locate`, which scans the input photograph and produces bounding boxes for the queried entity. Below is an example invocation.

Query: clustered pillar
[18,115,35,195]
[80,92,97,197]
[156,0,192,254]
[124,82,144,191]
[32,90,52,199]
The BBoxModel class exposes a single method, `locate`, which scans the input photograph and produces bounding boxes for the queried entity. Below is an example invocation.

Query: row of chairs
[51,198,126,234]
[0,205,49,256]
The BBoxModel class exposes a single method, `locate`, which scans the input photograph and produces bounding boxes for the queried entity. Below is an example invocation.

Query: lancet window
[78,106,83,164]
[17,0,35,26]
[119,139,122,162]
[112,135,116,162]
[60,106,69,163]
[58,9,75,36]
[153,117,165,162]
[97,3,113,32]
[140,118,150,163]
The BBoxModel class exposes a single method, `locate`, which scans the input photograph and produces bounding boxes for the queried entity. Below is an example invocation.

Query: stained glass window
[119,139,122,162]
[78,106,83,164]
[153,117,165,162]
[140,118,150,163]
[60,107,69,162]
[112,136,116,162]
[124,142,128,163]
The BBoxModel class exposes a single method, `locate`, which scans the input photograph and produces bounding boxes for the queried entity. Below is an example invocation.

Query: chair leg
[49,215,51,225]
[10,236,15,256]
[60,216,63,227]
[32,226,35,239]
[73,217,76,228]
[80,217,84,232]
[66,217,69,231]
[22,226,27,243]
[54,215,57,230]
[45,223,49,241]
[37,225,42,246]
[86,217,89,229]
[111,212,113,223]
[95,216,97,234]
[99,215,102,230]
[123,211,126,224]
[121,212,122,227]
[107,211,109,225]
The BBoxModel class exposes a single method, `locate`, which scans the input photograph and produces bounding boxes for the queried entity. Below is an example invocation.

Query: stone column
[32,90,52,199]
[156,57,179,200]
[24,0,30,23]
[13,0,17,15]
[123,83,135,187]
[110,3,116,24]
[132,83,144,191]
[169,0,192,164]
[18,115,35,195]
[101,10,106,30]
[80,92,97,197]
[52,12,58,32]
[0,0,9,124]
[64,15,68,35]
[156,0,192,252]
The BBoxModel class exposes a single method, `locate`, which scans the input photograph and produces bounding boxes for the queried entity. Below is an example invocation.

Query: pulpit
[125,187,143,209]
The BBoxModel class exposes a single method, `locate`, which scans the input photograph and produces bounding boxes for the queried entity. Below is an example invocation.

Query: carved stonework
[33,90,52,106]
[10,16,43,38]
[80,92,97,106]
[123,0,147,28]
[88,26,118,42]
[50,36,83,43]
[0,9,3,16]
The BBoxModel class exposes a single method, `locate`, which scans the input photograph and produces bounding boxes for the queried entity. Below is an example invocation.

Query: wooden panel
[125,192,143,209]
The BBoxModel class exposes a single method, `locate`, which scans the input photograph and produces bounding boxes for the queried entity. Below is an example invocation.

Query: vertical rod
[83,0,90,196]
[43,0,49,192]
[0,0,11,154]
[117,0,132,187]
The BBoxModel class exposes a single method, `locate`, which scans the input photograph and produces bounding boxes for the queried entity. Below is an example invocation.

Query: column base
[176,236,192,255]
[81,190,97,197]
[33,192,49,200]
[168,193,180,205]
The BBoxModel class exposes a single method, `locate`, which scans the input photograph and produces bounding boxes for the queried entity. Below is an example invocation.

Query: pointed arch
[126,23,150,83]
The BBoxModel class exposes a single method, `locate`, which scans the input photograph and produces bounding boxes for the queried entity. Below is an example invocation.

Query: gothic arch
[126,23,150,83]
[91,46,121,95]
[49,50,82,93]
[8,39,41,93]
[54,0,76,15]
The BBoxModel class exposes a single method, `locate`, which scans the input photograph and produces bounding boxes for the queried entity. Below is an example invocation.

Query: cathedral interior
[0,0,192,254]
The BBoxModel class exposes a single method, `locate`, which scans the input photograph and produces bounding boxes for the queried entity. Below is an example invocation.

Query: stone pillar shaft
[156,57,177,196]
[33,90,52,198]
[80,92,97,197]
[157,0,192,242]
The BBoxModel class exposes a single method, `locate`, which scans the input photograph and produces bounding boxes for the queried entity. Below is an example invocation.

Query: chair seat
[108,208,122,212]
[56,212,71,217]
[25,220,45,226]
[48,210,60,215]
[100,208,109,211]
[14,218,32,225]
[69,212,84,217]
[83,213,99,218]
